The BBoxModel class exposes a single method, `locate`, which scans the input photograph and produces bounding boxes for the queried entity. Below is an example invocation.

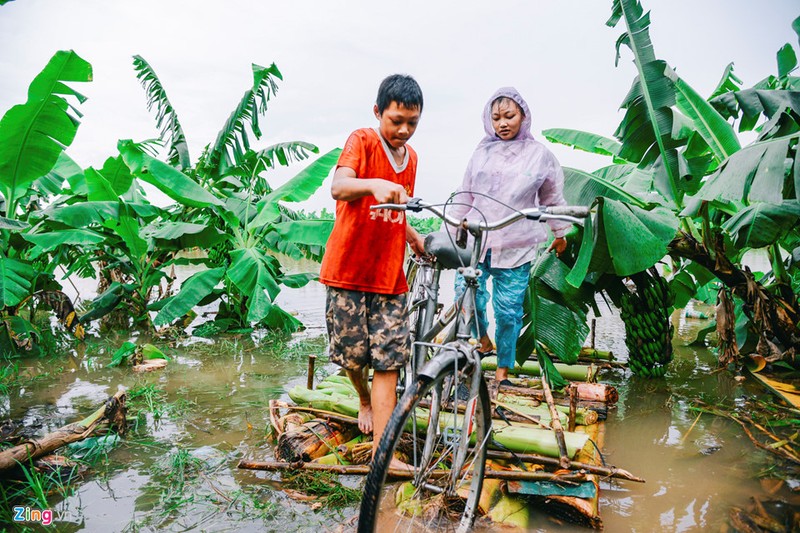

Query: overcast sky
[1,0,798,212]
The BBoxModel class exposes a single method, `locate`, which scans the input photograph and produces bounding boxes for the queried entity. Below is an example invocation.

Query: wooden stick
[307,355,316,390]
[491,399,549,429]
[540,370,571,469]
[236,460,587,483]
[590,319,596,349]
[484,450,645,483]
[0,390,127,472]
[568,385,577,432]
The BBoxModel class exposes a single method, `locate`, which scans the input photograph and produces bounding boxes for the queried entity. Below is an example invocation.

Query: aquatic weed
[128,383,167,420]
[282,470,361,508]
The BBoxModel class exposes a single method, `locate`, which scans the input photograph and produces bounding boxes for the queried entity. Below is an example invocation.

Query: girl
[448,87,570,385]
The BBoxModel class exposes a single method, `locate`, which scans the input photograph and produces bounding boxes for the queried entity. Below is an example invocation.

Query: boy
[319,74,425,465]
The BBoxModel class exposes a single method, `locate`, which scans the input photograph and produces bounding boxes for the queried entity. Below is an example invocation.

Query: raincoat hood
[444,86,569,269]
[479,87,534,144]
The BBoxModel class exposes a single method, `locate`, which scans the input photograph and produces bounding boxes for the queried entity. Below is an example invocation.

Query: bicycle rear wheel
[358,345,492,533]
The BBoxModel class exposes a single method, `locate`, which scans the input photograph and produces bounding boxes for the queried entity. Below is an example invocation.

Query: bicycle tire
[358,346,492,533]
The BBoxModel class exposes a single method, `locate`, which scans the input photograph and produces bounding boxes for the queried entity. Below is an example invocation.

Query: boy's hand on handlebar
[372,180,409,204]
[547,236,567,257]
[406,227,426,257]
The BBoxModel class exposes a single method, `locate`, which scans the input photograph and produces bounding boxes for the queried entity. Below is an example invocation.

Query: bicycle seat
[424,232,472,269]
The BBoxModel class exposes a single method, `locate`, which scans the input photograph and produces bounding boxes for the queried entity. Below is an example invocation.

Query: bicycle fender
[418,344,472,380]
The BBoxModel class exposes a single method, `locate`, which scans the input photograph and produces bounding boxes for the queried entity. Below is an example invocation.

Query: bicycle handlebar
[371,198,590,230]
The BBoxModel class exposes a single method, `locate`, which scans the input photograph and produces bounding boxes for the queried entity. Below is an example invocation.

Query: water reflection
[1,259,792,532]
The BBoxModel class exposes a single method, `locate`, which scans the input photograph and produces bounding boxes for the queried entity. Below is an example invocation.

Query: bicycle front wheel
[358,347,492,533]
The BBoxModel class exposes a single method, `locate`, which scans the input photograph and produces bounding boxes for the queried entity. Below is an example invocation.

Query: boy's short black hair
[376,74,423,114]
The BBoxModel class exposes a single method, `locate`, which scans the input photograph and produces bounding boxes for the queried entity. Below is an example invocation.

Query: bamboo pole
[236,460,587,482]
[482,357,596,381]
[0,390,127,472]
[540,371,571,469]
[484,450,645,483]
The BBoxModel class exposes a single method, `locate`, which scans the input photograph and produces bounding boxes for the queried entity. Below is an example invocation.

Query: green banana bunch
[620,267,674,379]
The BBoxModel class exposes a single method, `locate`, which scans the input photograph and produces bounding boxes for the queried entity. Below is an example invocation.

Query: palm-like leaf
[203,63,283,177]
[0,50,92,218]
[133,55,191,169]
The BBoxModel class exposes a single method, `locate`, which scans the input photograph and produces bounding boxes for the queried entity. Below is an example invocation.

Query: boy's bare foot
[358,402,373,434]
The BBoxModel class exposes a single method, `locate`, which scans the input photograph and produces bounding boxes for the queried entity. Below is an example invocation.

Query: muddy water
[0,270,789,532]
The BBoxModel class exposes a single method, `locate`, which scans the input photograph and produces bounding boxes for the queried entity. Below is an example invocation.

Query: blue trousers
[454,250,531,369]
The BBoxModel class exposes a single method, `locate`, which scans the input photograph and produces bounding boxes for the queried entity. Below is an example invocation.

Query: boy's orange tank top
[319,128,417,294]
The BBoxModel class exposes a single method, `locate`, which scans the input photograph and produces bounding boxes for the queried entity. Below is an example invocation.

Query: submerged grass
[282,470,361,508]
[0,459,79,525]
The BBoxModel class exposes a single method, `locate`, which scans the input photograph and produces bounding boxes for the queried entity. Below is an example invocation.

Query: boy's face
[491,99,523,140]
[374,101,420,149]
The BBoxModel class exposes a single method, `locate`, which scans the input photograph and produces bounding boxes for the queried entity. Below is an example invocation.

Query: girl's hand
[547,237,567,257]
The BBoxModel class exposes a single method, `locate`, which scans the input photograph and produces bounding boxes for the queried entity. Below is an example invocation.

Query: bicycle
[358,197,589,533]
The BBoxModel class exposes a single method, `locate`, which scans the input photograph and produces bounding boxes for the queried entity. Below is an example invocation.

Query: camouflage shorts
[325,287,410,372]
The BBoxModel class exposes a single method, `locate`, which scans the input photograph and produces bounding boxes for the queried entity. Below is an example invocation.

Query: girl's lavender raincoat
[447,87,570,268]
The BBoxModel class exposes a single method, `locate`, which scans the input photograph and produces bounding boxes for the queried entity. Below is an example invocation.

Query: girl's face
[491,99,523,140]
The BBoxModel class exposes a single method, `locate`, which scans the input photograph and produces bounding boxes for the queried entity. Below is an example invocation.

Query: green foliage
[407,215,442,234]
[528,3,800,371]
[0,50,91,218]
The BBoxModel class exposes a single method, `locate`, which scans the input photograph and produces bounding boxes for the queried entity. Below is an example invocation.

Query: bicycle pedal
[455,382,471,401]
[443,426,462,447]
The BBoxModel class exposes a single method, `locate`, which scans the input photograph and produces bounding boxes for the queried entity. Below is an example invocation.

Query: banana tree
[535,1,800,369]
[0,50,95,351]
[130,56,339,333]
[34,146,227,329]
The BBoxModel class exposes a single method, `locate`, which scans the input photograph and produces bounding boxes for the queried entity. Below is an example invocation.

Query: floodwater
[1,264,796,532]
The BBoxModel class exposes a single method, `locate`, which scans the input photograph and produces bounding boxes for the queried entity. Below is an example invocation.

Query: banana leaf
[205,63,283,177]
[722,200,800,249]
[566,197,679,287]
[251,148,342,227]
[226,247,282,323]
[133,55,191,170]
[119,140,223,208]
[542,128,625,160]
[695,134,797,204]
[665,66,740,162]
[0,255,35,307]
[154,267,226,326]
[607,0,682,207]
[0,50,92,217]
